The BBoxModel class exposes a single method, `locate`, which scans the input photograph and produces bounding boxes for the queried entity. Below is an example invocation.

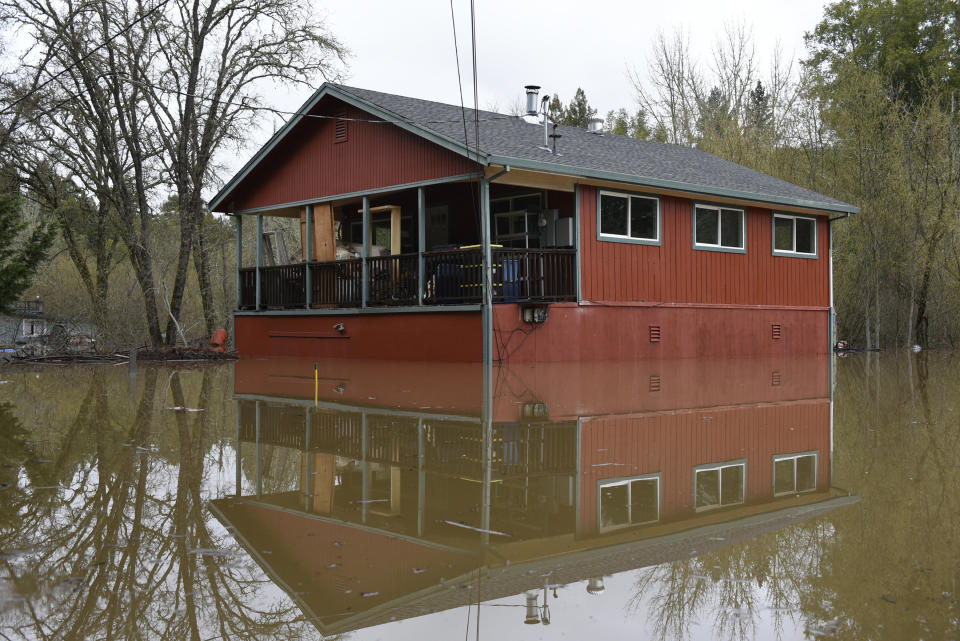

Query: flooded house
[213,354,851,635]
[209,83,858,362]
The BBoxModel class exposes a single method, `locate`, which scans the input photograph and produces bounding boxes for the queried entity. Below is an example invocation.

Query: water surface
[0,353,956,640]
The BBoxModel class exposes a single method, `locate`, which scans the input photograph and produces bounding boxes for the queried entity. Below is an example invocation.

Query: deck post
[574,183,582,302]
[235,215,243,309]
[304,407,313,513]
[235,401,241,497]
[362,196,370,308]
[361,411,369,523]
[255,214,263,311]
[480,178,493,370]
[305,204,313,309]
[417,187,425,305]
[255,400,262,499]
[417,417,425,537]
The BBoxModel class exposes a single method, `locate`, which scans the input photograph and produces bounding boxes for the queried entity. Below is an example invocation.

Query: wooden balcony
[238,247,576,310]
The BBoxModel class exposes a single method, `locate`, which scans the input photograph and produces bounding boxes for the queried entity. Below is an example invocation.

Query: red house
[210,84,858,362]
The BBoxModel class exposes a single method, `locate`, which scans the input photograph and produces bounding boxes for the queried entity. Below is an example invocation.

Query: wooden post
[362,196,370,308]
[418,187,425,305]
[255,214,263,311]
[305,204,313,309]
[235,215,243,309]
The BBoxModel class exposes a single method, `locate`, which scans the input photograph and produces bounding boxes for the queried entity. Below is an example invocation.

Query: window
[773,452,818,496]
[599,475,660,530]
[693,204,745,252]
[694,461,745,511]
[598,191,660,244]
[772,213,817,257]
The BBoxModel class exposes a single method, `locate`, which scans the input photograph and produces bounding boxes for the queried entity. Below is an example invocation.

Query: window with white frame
[773,452,818,496]
[598,191,660,243]
[694,461,745,510]
[599,474,660,530]
[694,204,745,251]
[772,213,817,256]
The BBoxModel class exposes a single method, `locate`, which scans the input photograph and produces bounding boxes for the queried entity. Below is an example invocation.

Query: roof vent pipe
[524,85,541,116]
[587,116,604,134]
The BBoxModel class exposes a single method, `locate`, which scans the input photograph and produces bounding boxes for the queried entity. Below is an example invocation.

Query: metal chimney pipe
[587,116,604,134]
[524,591,541,624]
[524,85,541,116]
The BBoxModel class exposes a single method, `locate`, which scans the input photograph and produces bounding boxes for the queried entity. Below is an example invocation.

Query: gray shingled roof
[334,84,857,214]
[210,83,858,214]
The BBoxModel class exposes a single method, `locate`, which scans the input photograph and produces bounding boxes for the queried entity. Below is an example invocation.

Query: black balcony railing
[237,247,576,310]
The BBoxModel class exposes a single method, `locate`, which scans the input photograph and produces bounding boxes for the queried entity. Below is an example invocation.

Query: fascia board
[487,154,860,215]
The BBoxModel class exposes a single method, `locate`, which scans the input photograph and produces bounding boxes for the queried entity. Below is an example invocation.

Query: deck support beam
[255,214,263,311]
[305,204,313,309]
[362,196,370,308]
[417,187,425,305]
[235,216,243,309]
[574,183,582,302]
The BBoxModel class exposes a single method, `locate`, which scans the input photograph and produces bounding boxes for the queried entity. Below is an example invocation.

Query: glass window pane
[695,207,719,245]
[630,479,659,523]
[600,484,628,527]
[774,217,793,251]
[496,216,509,236]
[774,458,795,494]
[491,200,510,214]
[796,455,817,492]
[720,209,743,248]
[511,214,526,234]
[630,197,657,240]
[695,469,719,508]
[720,465,744,505]
[795,218,815,254]
[600,194,628,236]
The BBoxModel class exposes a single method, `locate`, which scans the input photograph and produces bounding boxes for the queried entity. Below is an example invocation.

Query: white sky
[270,0,830,119]
[234,0,831,187]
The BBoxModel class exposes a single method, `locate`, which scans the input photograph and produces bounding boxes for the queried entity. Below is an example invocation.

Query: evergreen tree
[562,88,596,128]
[0,193,55,310]
[746,80,771,131]
[547,94,566,124]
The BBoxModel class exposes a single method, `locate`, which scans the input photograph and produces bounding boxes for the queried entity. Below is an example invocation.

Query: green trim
[574,184,581,302]
[210,84,486,212]
[692,201,747,254]
[487,155,860,215]
[233,304,481,317]
[233,172,483,215]
[771,212,819,259]
[596,188,662,246]
[235,392,480,422]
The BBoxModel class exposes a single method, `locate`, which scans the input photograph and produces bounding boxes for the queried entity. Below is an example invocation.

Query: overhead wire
[0,0,173,117]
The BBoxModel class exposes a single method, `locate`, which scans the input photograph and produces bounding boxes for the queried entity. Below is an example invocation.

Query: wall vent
[649,325,661,343]
[649,375,661,392]
[771,371,782,386]
[334,113,348,143]
[771,323,782,340]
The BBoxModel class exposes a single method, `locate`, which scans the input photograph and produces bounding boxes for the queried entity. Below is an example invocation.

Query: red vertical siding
[577,399,831,536]
[579,185,830,308]
[227,100,480,211]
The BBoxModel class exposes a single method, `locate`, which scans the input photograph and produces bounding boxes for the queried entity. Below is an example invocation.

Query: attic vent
[334,113,348,143]
[649,375,661,393]
[771,323,782,340]
[649,325,661,343]
[771,371,782,387]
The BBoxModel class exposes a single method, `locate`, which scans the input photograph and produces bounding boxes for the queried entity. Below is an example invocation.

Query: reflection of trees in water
[0,366,327,641]
[626,521,838,641]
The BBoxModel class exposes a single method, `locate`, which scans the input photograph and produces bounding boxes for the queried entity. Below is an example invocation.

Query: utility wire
[0,0,173,117]
[449,0,473,162]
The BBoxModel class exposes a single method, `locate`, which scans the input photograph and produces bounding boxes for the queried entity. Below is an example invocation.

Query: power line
[0,0,173,118]
[449,0,473,161]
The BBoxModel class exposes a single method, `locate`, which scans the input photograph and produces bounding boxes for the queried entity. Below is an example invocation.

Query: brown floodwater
[0,352,956,640]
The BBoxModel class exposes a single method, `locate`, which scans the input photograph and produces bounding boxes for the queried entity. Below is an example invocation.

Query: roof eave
[487,154,860,215]
[208,84,489,213]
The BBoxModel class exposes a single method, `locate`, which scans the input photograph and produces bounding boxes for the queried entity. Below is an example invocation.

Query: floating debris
[166,407,206,412]
[327,562,340,568]
[361,591,379,597]
[412,568,426,574]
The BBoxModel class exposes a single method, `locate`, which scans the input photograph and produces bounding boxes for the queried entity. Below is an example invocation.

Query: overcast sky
[228,0,833,186]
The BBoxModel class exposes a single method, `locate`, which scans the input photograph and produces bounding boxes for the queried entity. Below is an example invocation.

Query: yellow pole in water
[314,363,318,408]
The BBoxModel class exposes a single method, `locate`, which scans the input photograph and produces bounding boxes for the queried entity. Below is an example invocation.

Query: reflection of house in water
[212,356,854,635]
